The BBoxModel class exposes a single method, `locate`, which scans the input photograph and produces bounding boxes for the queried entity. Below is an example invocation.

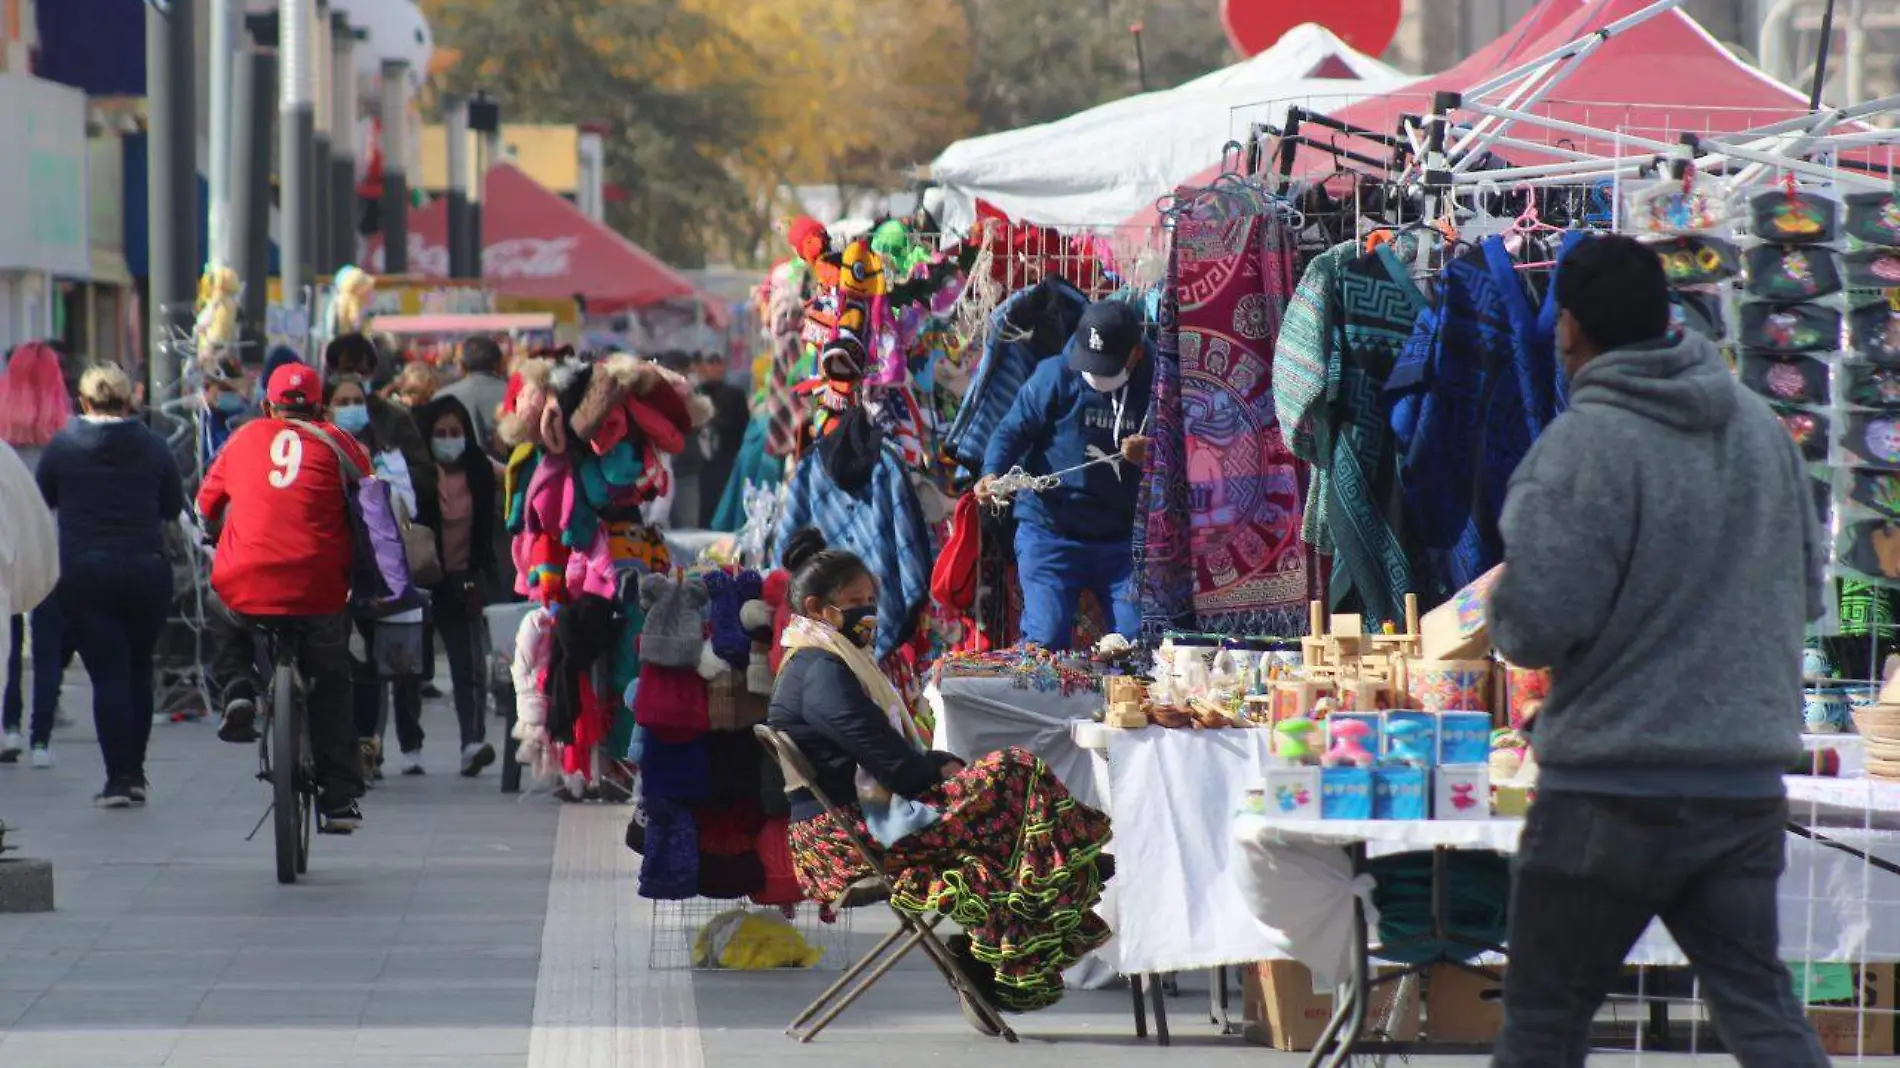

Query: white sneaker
[30,746,54,769]
[400,749,425,776]
[0,731,22,762]
[459,742,496,778]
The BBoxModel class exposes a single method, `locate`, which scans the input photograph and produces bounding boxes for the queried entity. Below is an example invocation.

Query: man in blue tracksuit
[976,300,1151,650]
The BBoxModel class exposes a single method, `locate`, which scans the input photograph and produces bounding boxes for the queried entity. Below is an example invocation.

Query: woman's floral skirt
[787,747,1111,1012]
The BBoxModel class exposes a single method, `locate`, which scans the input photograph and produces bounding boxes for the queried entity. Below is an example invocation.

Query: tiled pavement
[0,667,1707,1067]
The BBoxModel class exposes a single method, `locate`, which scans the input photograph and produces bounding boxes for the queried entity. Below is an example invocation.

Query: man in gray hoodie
[1487,235,1829,1068]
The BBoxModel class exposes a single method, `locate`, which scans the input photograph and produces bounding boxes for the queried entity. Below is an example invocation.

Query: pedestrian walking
[0,341,74,765]
[1487,235,1830,1067]
[35,363,185,807]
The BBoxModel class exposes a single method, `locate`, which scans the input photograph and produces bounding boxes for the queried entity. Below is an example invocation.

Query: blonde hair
[393,361,439,401]
[77,363,134,413]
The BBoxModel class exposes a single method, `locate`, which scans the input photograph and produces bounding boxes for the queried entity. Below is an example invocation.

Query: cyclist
[197,361,368,831]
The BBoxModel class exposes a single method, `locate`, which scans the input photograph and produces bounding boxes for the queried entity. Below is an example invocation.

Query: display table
[1236,794,1900,1068]
[926,676,1102,808]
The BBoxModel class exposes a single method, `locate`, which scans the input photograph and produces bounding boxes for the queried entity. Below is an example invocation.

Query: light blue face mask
[431,436,467,463]
[332,404,370,435]
[214,392,246,415]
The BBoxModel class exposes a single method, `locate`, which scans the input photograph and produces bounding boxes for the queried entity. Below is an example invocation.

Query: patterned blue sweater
[777,447,933,659]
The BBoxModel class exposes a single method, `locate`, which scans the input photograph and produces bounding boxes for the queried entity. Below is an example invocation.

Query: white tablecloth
[1235,804,1900,976]
[926,677,1103,808]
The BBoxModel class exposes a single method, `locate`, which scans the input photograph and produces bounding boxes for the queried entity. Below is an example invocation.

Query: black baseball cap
[1065,300,1144,376]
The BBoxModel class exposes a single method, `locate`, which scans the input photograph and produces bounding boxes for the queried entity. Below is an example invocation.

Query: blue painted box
[1373,766,1431,820]
[1437,712,1493,766]
[1321,767,1375,820]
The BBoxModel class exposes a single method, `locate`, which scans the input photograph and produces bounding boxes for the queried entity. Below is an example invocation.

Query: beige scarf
[780,615,926,810]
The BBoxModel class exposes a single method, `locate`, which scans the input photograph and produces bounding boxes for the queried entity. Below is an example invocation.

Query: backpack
[290,420,426,619]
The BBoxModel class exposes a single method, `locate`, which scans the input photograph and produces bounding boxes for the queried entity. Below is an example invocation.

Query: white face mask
[1082,369,1130,393]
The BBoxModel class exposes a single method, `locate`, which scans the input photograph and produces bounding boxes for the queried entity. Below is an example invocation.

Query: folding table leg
[1131,974,1148,1038]
[1150,973,1170,1046]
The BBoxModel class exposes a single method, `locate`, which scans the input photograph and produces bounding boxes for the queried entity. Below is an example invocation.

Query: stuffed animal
[194,264,242,357]
[328,265,376,338]
[1489,727,1537,785]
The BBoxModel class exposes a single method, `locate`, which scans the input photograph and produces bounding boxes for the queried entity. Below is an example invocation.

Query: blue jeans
[1014,522,1139,651]
[59,551,173,784]
[1494,792,1830,1068]
[4,601,73,747]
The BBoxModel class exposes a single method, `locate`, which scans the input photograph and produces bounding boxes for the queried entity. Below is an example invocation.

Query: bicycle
[246,626,315,884]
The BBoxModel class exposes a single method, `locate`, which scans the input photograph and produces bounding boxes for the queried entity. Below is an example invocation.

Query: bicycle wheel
[272,658,300,885]
[296,689,313,874]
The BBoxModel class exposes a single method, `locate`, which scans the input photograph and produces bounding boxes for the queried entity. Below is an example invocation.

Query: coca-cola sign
[369,235,578,279]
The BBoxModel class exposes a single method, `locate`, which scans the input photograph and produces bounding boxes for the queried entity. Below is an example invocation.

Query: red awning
[365,162,725,325]
[1129,0,1853,226]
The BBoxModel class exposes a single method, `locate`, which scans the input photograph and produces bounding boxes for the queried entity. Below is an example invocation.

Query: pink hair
[0,342,72,447]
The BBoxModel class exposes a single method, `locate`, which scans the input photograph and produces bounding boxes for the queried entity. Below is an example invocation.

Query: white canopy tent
[928,24,1415,232]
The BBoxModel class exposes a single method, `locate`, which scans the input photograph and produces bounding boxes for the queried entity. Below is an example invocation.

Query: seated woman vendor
[768,528,1113,1015]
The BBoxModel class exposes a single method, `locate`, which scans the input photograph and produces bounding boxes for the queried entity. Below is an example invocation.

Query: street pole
[234,33,277,350]
[331,13,358,268]
[146,0,198,402]
[444,93,470,278]
[280,0,315,307]
[208,0,236,269]
[380,59,411,275]
[468,92,501,282]
[311,0,333,274]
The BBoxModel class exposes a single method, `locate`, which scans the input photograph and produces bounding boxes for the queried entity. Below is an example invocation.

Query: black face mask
[834,605,877,649]
[1750,190,1840,245]
[1745,244,1842,301]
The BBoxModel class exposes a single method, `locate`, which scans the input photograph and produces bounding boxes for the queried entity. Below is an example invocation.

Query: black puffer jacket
[766,648,953,822]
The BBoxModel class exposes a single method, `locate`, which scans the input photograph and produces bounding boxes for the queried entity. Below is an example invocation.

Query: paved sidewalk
[0,666,1708,1067]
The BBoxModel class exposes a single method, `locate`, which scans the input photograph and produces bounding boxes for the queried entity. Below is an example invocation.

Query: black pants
[1494,791,1830,1068]
[352,619,423,753]
[207,596,364,801]
[430,574,486,750]
[59,551,171,785]
[4,602,72,746]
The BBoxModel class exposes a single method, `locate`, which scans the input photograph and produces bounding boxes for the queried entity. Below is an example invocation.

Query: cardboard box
[1437,712,1493,765]
[1423,965,1504,1043]
[1243,960,1420,1051]
[1382,710,1439,765]
[1261,766,1323,819]
[1322,767,1375,820]
[1409,660,1496,713]
[1326,712,1383,763]
[1434,765,1491,819]
[1419,565,1503,661]
[1373,766,1430,820]
[1799,963,1896,1056]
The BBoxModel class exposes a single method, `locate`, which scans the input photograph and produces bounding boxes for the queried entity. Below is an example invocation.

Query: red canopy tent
[366,162,725,324]
[1130,0,1846,225]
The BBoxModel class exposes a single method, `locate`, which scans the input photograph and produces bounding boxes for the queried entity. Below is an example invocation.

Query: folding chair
[752,724,1019,1043]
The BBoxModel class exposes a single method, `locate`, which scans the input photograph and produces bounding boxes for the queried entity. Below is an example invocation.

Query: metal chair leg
[1132,974,1149,1038]
[794,927,932,1042]
[788,923,911,1033]
[1151,972,1171,1046]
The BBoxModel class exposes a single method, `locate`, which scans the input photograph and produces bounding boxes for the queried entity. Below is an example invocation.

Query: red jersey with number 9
[197,417,374,617]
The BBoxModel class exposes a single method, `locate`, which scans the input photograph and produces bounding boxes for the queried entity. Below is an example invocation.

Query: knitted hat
[638,574,708,668]
[639,734,709,803]
[751,816,804,906]
[638,799,699,901]
[697,641,730,683]
[633,663,710,742]
[571,362,631,446]
[740,599,772,638]
[817,405,884,492]
[704,570,757,671]
[746,641,774,697]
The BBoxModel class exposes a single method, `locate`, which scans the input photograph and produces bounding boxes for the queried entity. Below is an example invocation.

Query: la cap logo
[1088,327,1105,352]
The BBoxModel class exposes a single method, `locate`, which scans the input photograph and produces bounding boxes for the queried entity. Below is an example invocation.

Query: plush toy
[1489,727,1537,785]
[194,264,242,357]
[328,265,376,338]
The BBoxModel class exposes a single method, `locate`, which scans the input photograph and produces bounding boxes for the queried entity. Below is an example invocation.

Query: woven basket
[1865,754,1900,781]
[1853,703,1900,740]
[1863,735,1900,762]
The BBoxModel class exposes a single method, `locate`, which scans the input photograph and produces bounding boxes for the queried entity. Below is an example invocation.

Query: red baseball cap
[266,361,320,407]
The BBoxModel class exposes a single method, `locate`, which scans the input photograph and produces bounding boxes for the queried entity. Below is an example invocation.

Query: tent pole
[1450,34,1607,173]
[1808,0,1839,111]
[1459,0,1684,102]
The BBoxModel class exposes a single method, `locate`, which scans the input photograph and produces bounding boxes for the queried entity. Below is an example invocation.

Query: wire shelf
[646,897,856,973]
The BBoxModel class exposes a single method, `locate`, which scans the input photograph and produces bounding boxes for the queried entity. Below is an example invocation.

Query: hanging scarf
[780,615,938,846]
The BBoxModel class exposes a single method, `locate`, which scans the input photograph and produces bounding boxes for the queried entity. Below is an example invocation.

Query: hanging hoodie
[943,276,1087,475]
[1390,234,1584,604]
[1488,333,1823,796]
